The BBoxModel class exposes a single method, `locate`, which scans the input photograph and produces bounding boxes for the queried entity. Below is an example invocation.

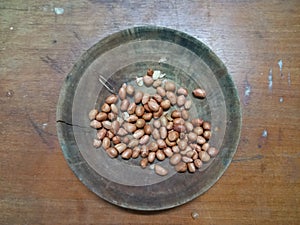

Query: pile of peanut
[89,69,219,176]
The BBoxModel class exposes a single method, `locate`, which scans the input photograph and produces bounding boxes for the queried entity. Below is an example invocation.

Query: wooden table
[1,0,299,224]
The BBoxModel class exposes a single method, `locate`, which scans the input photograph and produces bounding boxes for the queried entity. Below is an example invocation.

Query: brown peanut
[163,147,173,157]
[166,91,177,105]
[105,94,118,104]
[127,102,136,114]
[170,153,182,165]
[89,109,98,120]
[96,112,107,121]
[156,150,165,161]
[115,143,127,154]
[126,84,135,96]
[152,79,162,88]
[123,122,137,133]
[156,86,166,97]
[135,121,145,133]
[193,88,206,98]
[144,124,152,135]
[175,162,187,172]
[93,139,102,148]
[122,148,133,159]
[135,105,145,117]
[102,137,111,150]
[154,164,168,176]
[164,81,176,92]
[106,147,118,158]
[134,91,143,104]
[148,151,156,163]
[207,147,219,157]
[133,129,145,139]
[143,75,154,86]
[139,135,150,145]
[90,120,102,129]
[140,158,148,168]
[187,162,196,173]
[177,87,188,96]
[177,95,186,107]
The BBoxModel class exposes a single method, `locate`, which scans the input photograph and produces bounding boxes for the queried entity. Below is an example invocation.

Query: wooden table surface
[1,0,299,224]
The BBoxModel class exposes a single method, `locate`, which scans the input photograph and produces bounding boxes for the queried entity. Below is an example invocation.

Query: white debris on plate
[159,73,166,78]
[158,57,167,63]
[152,70,161,80]
[136,77,143,86]
[122,112,130,121]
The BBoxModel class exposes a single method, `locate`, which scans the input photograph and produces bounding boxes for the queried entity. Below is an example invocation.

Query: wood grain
[1,0,299,224]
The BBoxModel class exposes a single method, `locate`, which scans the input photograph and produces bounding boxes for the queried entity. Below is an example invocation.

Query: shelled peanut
[89,69,219,176]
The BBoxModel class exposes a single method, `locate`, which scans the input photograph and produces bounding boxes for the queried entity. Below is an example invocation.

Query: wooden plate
[56,26,242,211]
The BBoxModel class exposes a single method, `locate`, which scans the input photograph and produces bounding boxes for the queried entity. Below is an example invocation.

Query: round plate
[56,26,242,211]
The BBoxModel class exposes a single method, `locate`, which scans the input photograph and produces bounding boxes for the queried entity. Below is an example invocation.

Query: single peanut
[170,153,182,165]
[163,147,174,157]
[184,100,192,110]
[159,126,167,139]
[144,124,152,135]
[123,122,137,133]
[203,121,211,130]
[199,151,210,162]
[148,151,156,163]
[139,135,150,145]
[177,87,188,96]
[136,119,146,129]
[152,79,162,88]
[187,162,196,173]
[97,128,107,140]
[106,147,118,158]
[102,137,111,150]
[156,155,166,166]
[140,158,148,168]
[96,112,107,121]
[122,148,133,159]
[118,87,126,100]
[142,112,153,121]
[194,159,203,168]
[89,109,98,120]
[105,94,118,104]
[115,143,127,154]
[166,91,177,105]
[90,120,102,129]
[153,107,163,118]
[134,91,144,104]
[93,139,102,148]
[196,136,206,146]
[193,88,206,98]
[164,81,176,92]
[207,147,219,157]
[175,162,187,172]
[126,84,135,96]
[110,104,118,114]
[156,86,166,97]
[143,75,153,86]
[135,105,145,117]
[102,120,112,130]
[154,164,168,176]
[133,129,145,139]
[177,95,186,107]
[127,102,136,115]
[157,139,167,149]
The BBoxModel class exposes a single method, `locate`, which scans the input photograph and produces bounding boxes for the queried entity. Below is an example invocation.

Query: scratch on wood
[232,154,264,162]
[28,115,56,149]
[40,55,65,74]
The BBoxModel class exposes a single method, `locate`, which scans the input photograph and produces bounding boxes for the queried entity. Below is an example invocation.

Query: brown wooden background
[1,0,299,224]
